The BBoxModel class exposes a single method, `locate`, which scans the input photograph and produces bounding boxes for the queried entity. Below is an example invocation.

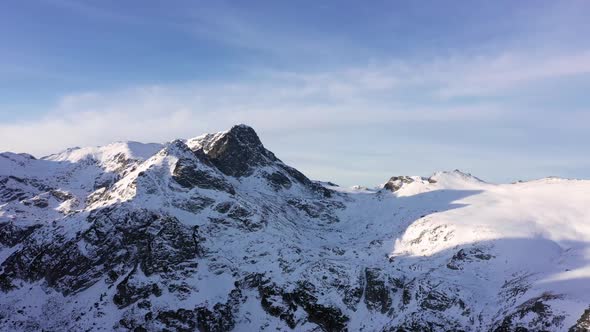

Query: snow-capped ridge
[2,125,590,331]
[0,152,36,160]
[426,169,488,189]
[0,152,36,162]
[382,175,433,192]
[44,141,163,165]
[430,169,485,182]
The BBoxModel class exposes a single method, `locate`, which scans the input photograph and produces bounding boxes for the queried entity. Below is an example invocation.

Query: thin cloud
[432,51,590,98]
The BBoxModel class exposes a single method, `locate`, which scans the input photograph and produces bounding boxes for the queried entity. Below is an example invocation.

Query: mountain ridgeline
[1,125,589,331]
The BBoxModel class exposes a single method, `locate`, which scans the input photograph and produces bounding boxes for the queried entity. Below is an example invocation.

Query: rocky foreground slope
[1,125,589,331]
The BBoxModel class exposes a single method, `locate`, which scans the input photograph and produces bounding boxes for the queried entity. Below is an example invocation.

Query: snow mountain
[1,124,589,331]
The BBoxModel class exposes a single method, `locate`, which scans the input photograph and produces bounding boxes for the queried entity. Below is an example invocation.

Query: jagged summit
[203,124,278,177]
[184,125,331,197]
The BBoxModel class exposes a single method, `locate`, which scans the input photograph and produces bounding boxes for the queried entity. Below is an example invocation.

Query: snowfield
[0,125,589,331]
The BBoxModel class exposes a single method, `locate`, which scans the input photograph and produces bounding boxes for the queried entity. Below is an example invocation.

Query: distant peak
[383,175,432,192]
[428,169,487,187]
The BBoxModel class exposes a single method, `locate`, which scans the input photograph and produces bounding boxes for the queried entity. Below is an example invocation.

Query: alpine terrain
[1,124,589,332]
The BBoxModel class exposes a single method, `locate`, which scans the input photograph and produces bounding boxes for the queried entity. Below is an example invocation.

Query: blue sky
[1,0,590,186]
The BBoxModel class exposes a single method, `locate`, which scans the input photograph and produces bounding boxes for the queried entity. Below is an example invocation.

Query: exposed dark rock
[213,202,232,214]
[140,217,200,275]
[569,306,590,332]
[0,176,52,203]
[402,287,412,306]
[113,268,162,308]
[172,159,235,195]
[22,196,49,208]
[243,274,348,331]
[0,222,41,247]
[50,189,74,201]
[420,290,454,312]
[86,187,108,205]
[242,273,297,328]
[117,314,147,332]
[447,247,494,270]
[383,176,415,192]
[286,281,349,332]
[172,196,215,213]
[93,173,119,190]
[364,268,392,314]
[155,288,241,332]
[227,205,251,221]
[265,171,292,190]
[206,125,278,177]
[213,203,264,231]
[195,302,235,332]
[0,229,98,294]
[342,284,363,310]
[492,293,565,332]
[0,207,200,296]
[157,308,197,332]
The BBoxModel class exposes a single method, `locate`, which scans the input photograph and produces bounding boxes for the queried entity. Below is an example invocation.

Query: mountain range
[1,124,589,331]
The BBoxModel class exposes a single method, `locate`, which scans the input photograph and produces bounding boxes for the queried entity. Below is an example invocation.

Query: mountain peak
[225,124,263,147]
[429,169,486,185]
[230,123,255,130]
[383,175,422,192]
[205,124,277,177]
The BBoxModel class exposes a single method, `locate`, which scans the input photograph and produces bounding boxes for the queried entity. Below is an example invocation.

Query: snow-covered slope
[1,125,589,331]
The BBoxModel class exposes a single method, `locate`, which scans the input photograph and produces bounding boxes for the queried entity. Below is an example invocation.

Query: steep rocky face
[189,124,332,198]
[1,125,589,332]
[172,157,236,195]
[203,125,278,177]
